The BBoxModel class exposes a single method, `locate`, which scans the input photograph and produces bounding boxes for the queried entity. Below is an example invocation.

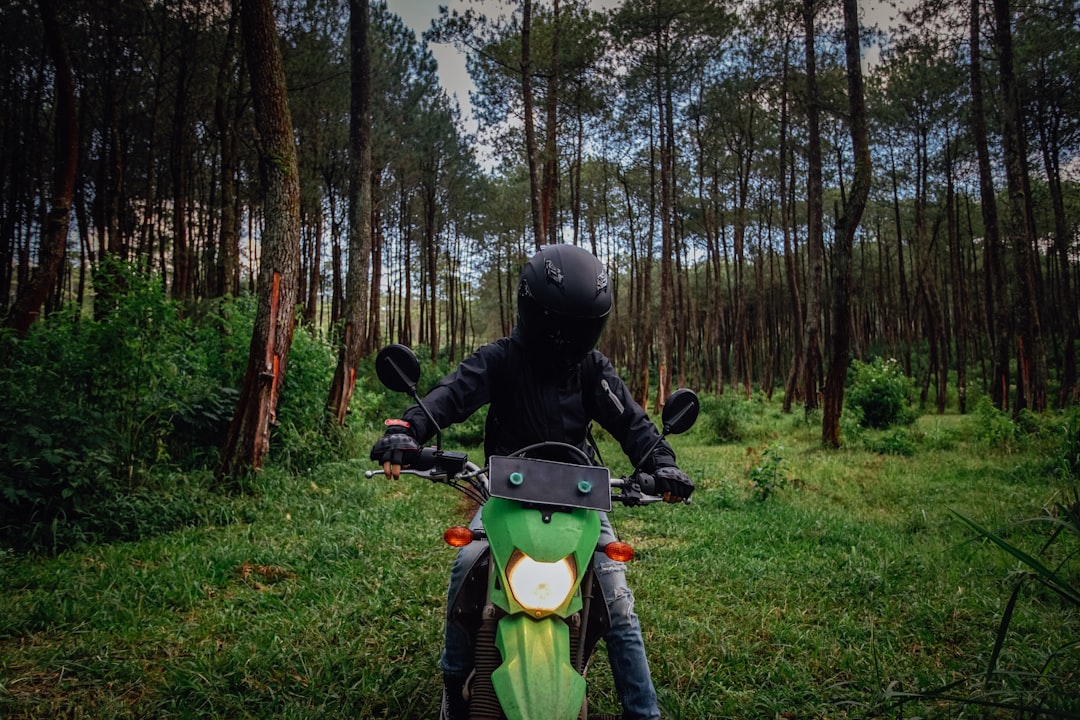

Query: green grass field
[2,409,1078,718]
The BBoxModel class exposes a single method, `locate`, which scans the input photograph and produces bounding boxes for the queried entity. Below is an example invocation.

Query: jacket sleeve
[400,340,506,445]
[585,352,676,470]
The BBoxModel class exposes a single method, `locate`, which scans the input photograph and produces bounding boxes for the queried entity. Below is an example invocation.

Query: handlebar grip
[634,472,658,496]
[410,447,439,471]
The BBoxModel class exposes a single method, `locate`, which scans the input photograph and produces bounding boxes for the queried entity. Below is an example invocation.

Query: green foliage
[1055,406,1080,486]
[972,395,1019,451]
[897,502,1080,716]
[0,261,230,547]
[865,427,918,456]
[846,357,916,429]
[0,261,347,551]
[269,323,338,472]
[746,443,788,500]
[698,392,751,443]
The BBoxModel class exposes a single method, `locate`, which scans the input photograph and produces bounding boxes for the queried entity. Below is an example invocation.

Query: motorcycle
[367,344,699,720]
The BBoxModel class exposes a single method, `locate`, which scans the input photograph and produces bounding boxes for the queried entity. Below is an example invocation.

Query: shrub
[747,443,788,501]
[0,261,248,549]
[972,395,1019,452]
[846,357,915,429]
[699,392,750,443]
[0,261,344,550]
[269,322,338,472]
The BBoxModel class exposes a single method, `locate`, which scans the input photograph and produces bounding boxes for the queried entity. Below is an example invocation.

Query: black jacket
[401,328,676,470]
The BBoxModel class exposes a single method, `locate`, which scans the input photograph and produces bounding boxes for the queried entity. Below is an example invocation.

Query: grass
[2,408,1078,719]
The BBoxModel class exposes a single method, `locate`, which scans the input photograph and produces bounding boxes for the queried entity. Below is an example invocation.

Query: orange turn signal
[603,541,634,562]
[443,526,475,547]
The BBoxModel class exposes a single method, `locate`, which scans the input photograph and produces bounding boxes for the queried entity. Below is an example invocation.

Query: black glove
[653,466,694,502]
[369,420,419,476]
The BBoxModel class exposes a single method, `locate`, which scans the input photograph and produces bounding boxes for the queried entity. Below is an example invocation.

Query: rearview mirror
[375,344,421,394]
[661,388,699,435]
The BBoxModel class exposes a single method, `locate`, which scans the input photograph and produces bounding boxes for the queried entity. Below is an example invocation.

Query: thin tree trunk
[970,0,1010,410]
[1033,62,1077,405]
[170,22,194,300]
[946,133,969,413]
[802,0,824,414]
[821,0,871,447]
[6,0,77,337]
[653,23,676,411]
[522,0,544,249]
[214,2,241,300]
[541,0,559,246]
[327,0,374,425]
[994,0,1047,413]
[780,36,804,413]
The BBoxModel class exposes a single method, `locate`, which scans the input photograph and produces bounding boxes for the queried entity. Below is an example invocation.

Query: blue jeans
[440,511,660,720]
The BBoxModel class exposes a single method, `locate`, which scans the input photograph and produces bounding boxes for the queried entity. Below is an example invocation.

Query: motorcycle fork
[468,557,505,720]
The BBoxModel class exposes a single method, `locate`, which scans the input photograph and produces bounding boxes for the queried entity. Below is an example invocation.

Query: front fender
[491,614,585,720]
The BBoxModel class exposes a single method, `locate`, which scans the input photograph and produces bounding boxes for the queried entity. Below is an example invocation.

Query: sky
[381,0,913,136]
[383,0,480,125]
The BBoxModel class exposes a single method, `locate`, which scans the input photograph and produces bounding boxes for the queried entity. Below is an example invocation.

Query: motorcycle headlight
[505,550,577,615]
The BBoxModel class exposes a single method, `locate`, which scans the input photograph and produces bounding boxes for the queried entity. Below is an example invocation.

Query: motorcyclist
[371,243,694,720]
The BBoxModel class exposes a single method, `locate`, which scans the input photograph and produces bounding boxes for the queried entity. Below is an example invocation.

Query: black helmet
[516,244,611,369]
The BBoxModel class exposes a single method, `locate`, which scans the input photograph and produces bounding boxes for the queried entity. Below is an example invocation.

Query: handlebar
[366,449,669,506]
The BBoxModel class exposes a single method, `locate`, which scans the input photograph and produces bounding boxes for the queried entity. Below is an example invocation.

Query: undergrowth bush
[746,443,788,500]
[972,395,1019,451]
[699,392,750,443]
[846,357,915,429]
[0,260,343,551]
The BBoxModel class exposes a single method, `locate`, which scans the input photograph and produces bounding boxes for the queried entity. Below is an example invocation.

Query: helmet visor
[520,295,609,367]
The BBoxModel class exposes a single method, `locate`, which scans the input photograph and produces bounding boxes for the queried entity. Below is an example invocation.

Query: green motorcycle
[368,344,699,720]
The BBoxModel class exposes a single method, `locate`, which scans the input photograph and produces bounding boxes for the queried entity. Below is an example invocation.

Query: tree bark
[213,2,242,299]
[541,0,560,246]
[522,0,544,249]
[801,0,824,414]
[994,0,1047,413]
[969,0,1010,410]
[779,36,804,412]
[6,0,77,338]
[218,0,301,479]
[327,0,374,425]
[821,0,871,447]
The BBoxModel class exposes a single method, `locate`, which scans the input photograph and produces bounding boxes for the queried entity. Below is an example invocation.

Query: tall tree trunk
[368,173,383,350]
[888,146,913,376]
[821,0,871,447]
[423,182,439,362]
[945,133,969,413]
[170,22,194,301]
[6,0,77,337]
[1032,60,1077,405]
[801,0,824,414]
[541,0,559,245]
[306,217,322,326]
[780,36,804,412]
[218,0,301,479]
[327,0,373,425]
[970,0,1010,410]
[994,0,1047,413]
[214,2,242,300]
[655,27,673,411]
[522,0,544,248]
